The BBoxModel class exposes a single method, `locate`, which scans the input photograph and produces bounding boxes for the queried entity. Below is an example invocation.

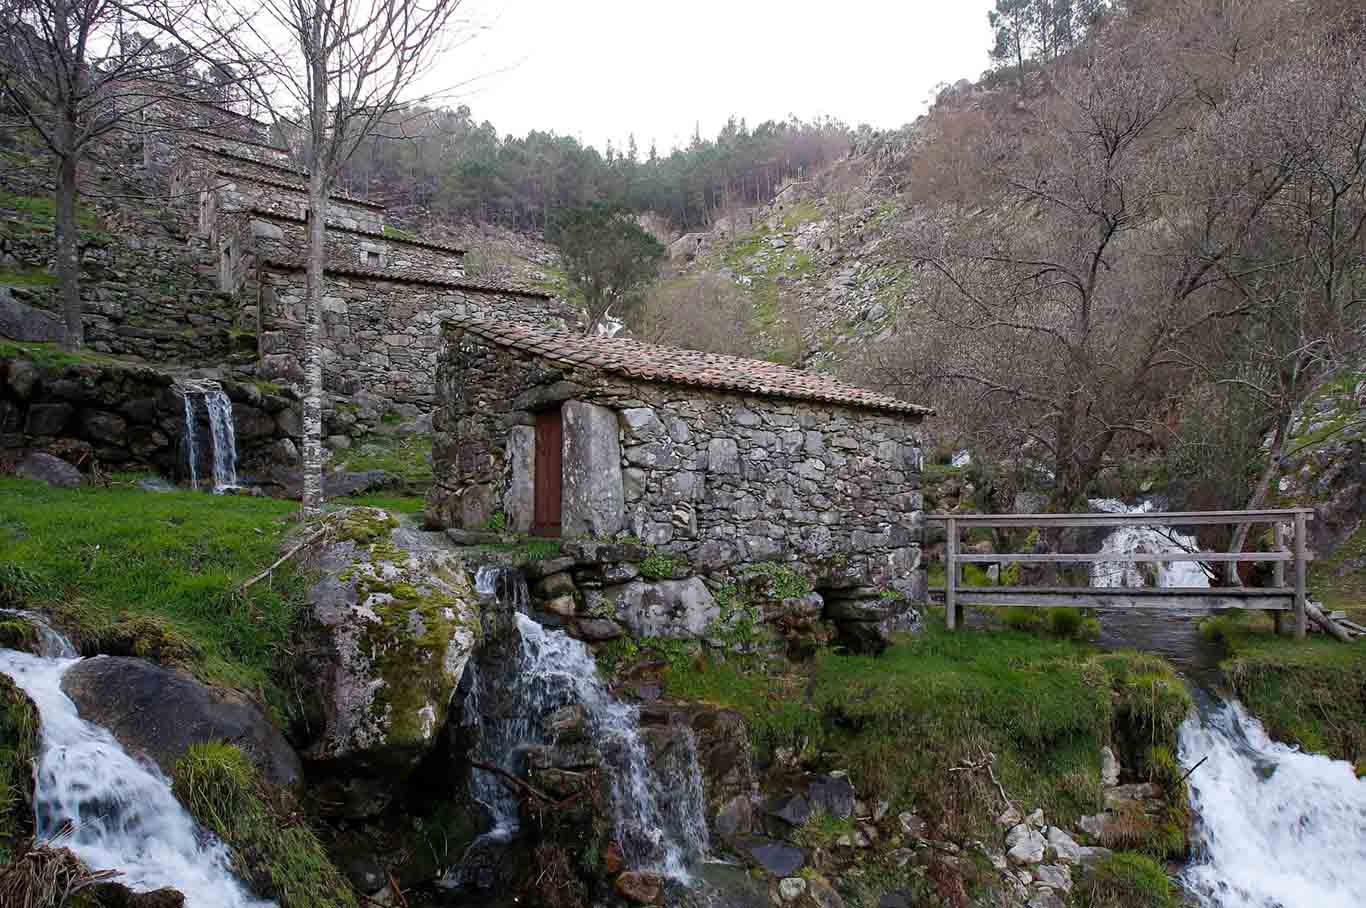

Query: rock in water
[61,657,301,789]
[294,509,479,816]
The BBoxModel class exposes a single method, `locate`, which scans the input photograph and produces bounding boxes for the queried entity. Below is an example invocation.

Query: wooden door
[533,407,563,537]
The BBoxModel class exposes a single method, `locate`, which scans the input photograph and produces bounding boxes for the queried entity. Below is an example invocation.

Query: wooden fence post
[1293,512,1307,641]
[1273,520,1287,636]
[946,517,958,631]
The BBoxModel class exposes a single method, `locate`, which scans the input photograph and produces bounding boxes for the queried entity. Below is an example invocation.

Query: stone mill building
[426,316,931,593]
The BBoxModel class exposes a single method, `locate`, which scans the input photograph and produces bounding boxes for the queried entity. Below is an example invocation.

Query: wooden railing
[927,509,1316,639]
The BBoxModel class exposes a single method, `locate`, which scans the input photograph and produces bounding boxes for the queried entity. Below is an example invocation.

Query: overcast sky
[435,0,996,153]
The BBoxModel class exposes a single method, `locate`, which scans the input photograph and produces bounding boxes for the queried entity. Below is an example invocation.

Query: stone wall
[174,144,386,234]
[253,265,578,405]
[244,212,466,281]
[428,328,927,591]
[0,352,297,477]
[2,228,243,365]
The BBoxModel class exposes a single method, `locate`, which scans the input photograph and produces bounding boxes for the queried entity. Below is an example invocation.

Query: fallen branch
[1306,601,1354,643]
[239,527,328,592]
[470,760,560,805]
[1178,756,1207,785]
[949,748,1015,812]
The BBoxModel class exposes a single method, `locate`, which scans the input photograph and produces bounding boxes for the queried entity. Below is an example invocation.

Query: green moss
[0,189,98,229]
[0,478,304,711]
[0,676,37,866]
[638,551,681,580]
[335,494,425,517]
[382,224,418,241]
[333,507,400,545]
[484,512,508,532]
[1074,852,1176,908]
[743,561,814,598]
[346,525,479,747]
[334,433,433,483]
[793,810,856,849]
[173,743,356,908]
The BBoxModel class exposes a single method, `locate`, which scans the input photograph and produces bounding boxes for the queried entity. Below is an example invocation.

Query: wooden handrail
[935,508,1312,639]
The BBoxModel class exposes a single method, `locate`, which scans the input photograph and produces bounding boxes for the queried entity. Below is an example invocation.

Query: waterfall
[0,616,269,907]
[1089,499,1211,588]
[1179,697,1366,908]
[452,567,708,888]
[177,379,239,493]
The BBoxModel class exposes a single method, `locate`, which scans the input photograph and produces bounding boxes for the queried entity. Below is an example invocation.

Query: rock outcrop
[292,509,479,816]
[60,657,302,789]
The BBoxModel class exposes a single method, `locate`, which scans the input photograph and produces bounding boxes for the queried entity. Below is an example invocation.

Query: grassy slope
[659,616,1190,846]
[1205,613,1366,769]
[0,477,303,704]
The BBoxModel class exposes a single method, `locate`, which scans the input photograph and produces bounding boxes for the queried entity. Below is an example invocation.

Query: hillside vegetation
[648,0,1366,530]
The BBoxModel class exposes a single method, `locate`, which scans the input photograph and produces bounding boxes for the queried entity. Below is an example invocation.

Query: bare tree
[885,24,1303,514]
[0,0,230,349]
[205,0,465,515]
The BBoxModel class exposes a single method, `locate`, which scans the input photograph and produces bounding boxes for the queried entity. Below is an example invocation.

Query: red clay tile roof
[447,315,932,416]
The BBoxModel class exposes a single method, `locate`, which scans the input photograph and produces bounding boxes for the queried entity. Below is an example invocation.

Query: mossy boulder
[295,508,480,816]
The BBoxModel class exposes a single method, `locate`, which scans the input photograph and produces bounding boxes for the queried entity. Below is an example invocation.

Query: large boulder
[60,657,302,789]
[589,577,719,638]
[15,451,81,488]
[561,400,624,537]
[293,509,480,816]
[0,288,64,342]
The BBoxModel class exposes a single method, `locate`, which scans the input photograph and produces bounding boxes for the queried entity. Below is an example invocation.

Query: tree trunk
[55,150,82,351]
[1226,412,1291,581]
[301,166,327,517]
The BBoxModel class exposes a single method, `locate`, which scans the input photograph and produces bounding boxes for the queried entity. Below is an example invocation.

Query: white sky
[433,0,996,154]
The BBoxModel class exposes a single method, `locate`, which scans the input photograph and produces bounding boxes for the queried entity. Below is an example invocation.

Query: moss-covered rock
[294,508,480,817]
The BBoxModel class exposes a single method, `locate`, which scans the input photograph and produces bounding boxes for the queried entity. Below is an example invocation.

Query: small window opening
[366,250,381,267]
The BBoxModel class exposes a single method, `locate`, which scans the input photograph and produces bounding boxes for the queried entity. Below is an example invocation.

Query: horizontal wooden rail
[952,551,1304,564]
[933,508,1313,639]
[925,509,1314,528]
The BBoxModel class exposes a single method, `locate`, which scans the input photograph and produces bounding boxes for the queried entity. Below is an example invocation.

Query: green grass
[0,675,37,866]
[1207,610,1366,766]
[661,618,1191,843]
[1308,523,1366,618]
[0,478,304,707]
[0,339,122,368]
[335,434,433,483]
[1074,852,1176,908]
[0,188,98,230]
[173,742,355,908]
[382,224,418,241]
[0,267,57,287]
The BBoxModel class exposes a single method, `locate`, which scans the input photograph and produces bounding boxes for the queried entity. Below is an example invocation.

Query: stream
[0,615,269,907]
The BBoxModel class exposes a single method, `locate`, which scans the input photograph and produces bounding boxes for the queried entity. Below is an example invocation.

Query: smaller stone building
[428,316,931,590]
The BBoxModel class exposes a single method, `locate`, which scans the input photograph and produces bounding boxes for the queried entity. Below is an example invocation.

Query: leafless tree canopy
[873,1,1366,515]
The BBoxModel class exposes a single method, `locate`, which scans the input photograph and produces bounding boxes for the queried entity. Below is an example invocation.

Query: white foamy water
[177,379,239,493]
[1179,699,1366,908]
[516,614,708,879]
[0,622,269,907]
[1090,499,1211,588]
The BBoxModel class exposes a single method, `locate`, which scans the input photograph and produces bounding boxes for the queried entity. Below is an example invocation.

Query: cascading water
[0,614,269,907]
[1179,696,1366,908]
[177,379,239,493]
[1090,498,1211,588]
[451,566,708,888]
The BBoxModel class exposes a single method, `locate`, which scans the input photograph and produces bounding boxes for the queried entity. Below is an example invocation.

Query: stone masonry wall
[253,266,578,405]
[245,212,466,280]
[428,328,926,589]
